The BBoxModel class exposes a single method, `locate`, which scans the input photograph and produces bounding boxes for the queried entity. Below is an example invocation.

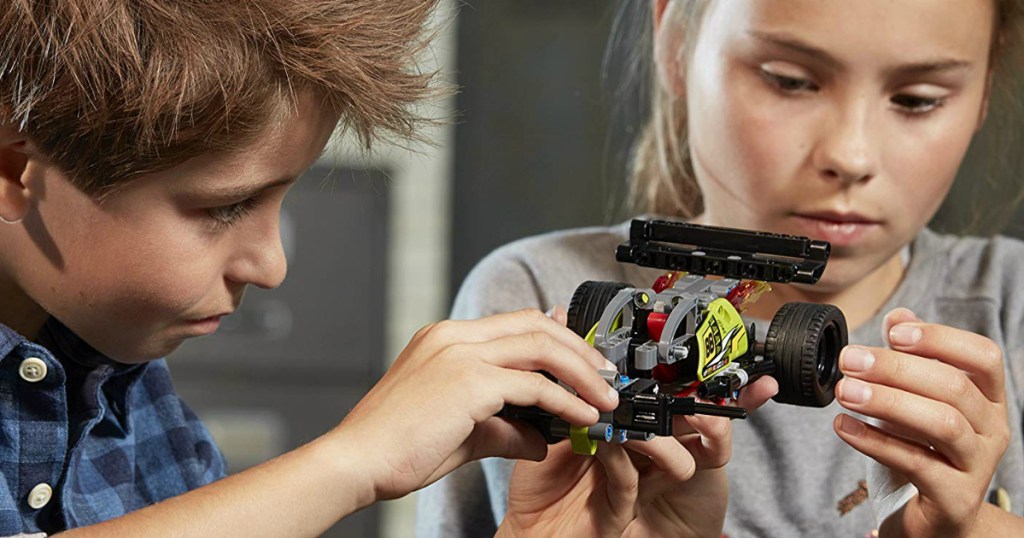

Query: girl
[418,0,1024,536]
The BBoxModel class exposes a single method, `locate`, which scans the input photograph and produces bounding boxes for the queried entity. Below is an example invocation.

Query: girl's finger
[679,413,732,469]
[623,437,697,505]
[669,375,776,438]
[595,443,642,517]
[834,413,951,499]
[839,345,995,435]
[547,305,569,326]
[880,307,922,348]
[884,321,1006,405]
[623,436,697,486]
[736,375,779,411]
[835,377,979,471]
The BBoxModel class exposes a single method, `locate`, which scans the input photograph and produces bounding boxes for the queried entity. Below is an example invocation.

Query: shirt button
[18,357,48,383]
[27,483,52,509]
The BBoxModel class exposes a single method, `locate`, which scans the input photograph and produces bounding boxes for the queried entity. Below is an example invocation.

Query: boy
[0,1,629,535]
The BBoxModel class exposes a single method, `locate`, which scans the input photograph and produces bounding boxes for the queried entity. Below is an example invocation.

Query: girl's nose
[812,98,880,185]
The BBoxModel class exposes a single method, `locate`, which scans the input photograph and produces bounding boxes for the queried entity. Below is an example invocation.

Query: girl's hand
[834,308,1011,537]
[497,376,778,538]
[331,308,621,503]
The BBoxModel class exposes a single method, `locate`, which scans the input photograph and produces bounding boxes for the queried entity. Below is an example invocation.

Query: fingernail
[607,386,619,404]
[604,360,618,372]
[545,307,555,317]
[588,405,600,421]
[889,324,922,346]
[838,414,865,436]
[841,346,874,373]
[839,378,871,404]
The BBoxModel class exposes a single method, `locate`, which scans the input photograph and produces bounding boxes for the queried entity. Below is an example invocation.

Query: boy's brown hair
[1,0,440,197]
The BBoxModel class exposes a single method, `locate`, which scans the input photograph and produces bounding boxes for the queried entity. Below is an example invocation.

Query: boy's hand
[329,308,620,505]
[834,308,1012,537]
[497,376,777,538]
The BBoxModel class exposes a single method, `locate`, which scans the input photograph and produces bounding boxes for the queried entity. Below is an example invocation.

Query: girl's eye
[761,70,818,93]
[207,198,259,227]
[891,94,944,114]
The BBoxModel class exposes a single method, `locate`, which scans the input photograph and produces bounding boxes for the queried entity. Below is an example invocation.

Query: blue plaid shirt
[0,320,225,535]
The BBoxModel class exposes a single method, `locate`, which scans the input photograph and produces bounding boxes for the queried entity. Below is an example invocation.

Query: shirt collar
[0,322,26,360]
[38,318,150,424]
[36,317,143,374]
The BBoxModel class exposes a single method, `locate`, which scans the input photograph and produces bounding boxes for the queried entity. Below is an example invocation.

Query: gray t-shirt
[416,221,1024,537]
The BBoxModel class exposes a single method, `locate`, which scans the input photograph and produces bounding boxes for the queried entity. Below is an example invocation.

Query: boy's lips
[792,211,882,247]
[184,312,232,335]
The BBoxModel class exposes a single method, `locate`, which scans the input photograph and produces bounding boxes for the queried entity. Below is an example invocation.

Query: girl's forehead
[702,0,995,64]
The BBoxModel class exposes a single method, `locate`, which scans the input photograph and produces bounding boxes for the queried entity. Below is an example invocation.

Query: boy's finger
[885,322,1006,404]
[494,369,605,425]
[427,418,548,484]
[423,309,609,370]
[462,333,618,411]
[463,417,549,463]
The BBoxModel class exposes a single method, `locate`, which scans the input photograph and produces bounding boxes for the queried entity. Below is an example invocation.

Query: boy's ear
[0,126,32,223]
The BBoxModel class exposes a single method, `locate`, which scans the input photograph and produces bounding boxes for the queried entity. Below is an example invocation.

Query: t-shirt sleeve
[449,248,547,321]
[995,237,1024,409]
[415,248,546,537]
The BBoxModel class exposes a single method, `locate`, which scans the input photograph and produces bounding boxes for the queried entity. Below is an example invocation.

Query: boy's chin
[97,337,188,365]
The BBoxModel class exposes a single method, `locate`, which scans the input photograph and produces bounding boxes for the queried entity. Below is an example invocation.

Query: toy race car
[501,219,848,455]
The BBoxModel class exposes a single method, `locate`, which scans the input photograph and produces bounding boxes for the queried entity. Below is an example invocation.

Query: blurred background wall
[167,1,1024,536]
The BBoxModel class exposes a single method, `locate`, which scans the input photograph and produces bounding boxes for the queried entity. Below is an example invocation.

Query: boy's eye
[760,69,818,93]
[208,198,259,227]
[891,94,944,114]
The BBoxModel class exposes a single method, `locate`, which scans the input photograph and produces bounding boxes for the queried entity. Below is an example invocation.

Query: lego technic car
[501,219,848,455]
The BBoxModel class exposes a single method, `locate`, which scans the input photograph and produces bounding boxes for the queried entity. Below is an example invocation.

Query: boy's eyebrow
[748,30,973,77]
[199,176,298,200]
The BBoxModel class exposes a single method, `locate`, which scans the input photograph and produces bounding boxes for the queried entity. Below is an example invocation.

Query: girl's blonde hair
[628,0,1024,229]
[1,0,442,197]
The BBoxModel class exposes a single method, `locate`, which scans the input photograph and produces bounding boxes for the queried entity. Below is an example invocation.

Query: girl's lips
[792,214,881,247]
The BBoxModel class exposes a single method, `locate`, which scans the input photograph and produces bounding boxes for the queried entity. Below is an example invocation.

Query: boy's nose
[250,237,288,290]
[226,226,289,290]
[812,99,880,185]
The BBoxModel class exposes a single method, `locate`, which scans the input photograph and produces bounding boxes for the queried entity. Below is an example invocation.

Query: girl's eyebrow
[748,30,973,77]
[748,30,842,70]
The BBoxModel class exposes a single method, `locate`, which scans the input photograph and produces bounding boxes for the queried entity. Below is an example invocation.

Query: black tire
[765,302,848,407]
[566,281,632,339]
